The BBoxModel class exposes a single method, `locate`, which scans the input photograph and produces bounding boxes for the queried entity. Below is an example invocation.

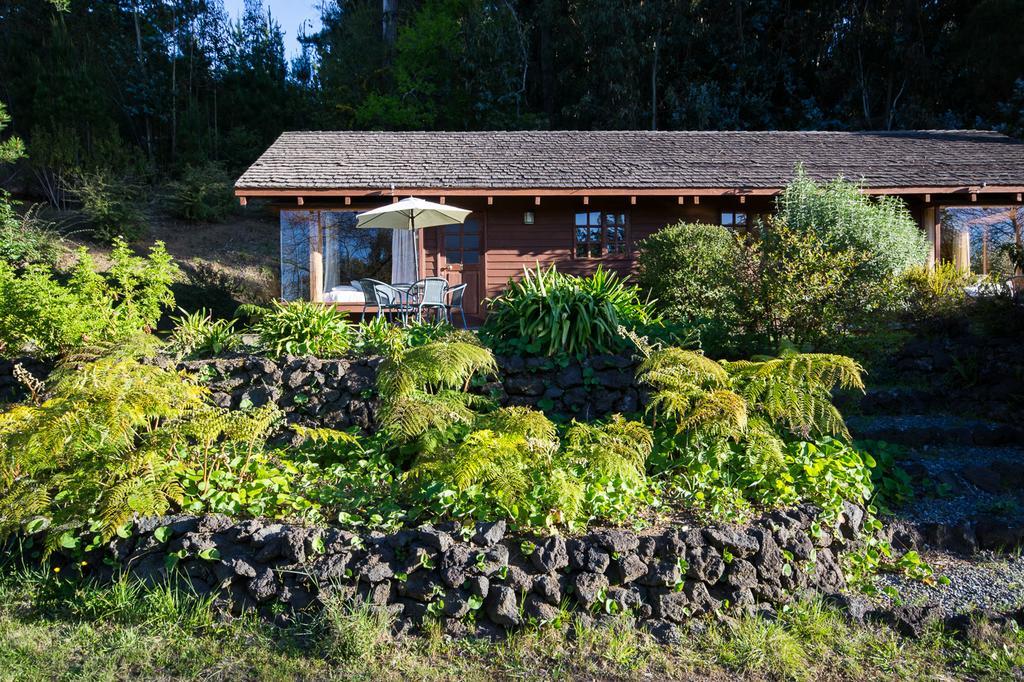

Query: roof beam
[234,184,1024,199]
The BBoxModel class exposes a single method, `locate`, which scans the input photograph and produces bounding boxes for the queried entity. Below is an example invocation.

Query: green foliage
[743,218,888,349]
[634,334,863,445]
[0,203,61,269]
[635,222,742,351]
[376,335,497,446]
[352,318,455,356]
[632,332,868,523]
[409,408,656,528]
[0,102,26,164]
[167,308,241,358]
[0,356,202,549]
[0,355,285,550]
[0,241,177,357]
[166,163,236,223]
[70,170,146,243]
[482,264,659,356]
[776,168,929,278]
[898,262,973,322]
[253,301,353,358]
[638,173,927,354]
[319,594,394,662]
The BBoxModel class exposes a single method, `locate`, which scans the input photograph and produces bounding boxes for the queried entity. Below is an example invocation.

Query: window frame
[721,211,748,229]
[572,209,631,260]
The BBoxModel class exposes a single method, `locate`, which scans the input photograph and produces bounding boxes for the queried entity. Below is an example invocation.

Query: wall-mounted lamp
[523,211,535,225]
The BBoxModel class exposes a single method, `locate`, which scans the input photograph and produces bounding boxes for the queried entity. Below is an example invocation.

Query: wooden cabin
[235,130,1024,318]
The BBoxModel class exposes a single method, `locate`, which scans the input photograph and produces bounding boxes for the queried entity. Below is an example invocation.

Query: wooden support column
[309,211,323,303]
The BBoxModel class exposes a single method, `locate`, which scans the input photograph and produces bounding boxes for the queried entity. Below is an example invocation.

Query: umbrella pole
[410,215,420,281]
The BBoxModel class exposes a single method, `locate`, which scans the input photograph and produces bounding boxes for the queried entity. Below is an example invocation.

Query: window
[279,209,393,301]
[444,219,481,264]
[574,211,629,258]
[280,210,312,301]
[939,206,1023,277]
[721,211,748,229]
[320,211,392,289]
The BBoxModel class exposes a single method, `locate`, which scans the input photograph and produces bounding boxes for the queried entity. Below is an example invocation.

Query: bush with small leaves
[0,240,178,358]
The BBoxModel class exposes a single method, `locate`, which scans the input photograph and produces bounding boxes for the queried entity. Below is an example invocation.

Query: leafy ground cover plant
[482,264,659,356]
[252,300,353,357]
[628,330,869,522]
[0,240,177,357]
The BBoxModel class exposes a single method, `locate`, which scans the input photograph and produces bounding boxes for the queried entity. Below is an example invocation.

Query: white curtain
[321,213,342,292]
[391,229,417,283]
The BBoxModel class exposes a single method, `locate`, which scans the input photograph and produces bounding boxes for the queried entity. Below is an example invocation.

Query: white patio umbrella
[356,197,472,281]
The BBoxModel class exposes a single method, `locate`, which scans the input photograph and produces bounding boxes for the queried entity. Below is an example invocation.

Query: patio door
[441,218,482,316]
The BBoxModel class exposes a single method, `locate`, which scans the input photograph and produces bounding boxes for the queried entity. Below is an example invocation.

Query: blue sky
[222,0,322,58]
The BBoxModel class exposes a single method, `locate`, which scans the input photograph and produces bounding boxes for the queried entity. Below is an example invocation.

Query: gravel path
[886,444,1024,525]
[873,551,1024,616]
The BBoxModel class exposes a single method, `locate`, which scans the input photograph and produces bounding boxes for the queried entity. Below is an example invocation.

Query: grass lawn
[0,567,1020,681]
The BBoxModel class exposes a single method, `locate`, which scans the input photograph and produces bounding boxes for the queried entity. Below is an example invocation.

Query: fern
[0,355,283,549]
[377,336,497,444]
[562,416,653,484]
[636,342,864,466]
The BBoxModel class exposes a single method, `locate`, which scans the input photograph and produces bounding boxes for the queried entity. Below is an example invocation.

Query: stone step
[836,385,948,417]
[847,414,1024,447]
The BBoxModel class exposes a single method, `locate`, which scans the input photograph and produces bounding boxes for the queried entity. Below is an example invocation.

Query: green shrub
[743,217,886,349]
[636,222,742,351]
[71,170,146,243]
[482,264,659,356]
[0,203,61,268]
[0,240,177,357]
[253,301,353,357]
[638,172,928,355]
[776,167,929,278]
[167,308,241,358]
[166,163,236,223]
[898,262,972,322]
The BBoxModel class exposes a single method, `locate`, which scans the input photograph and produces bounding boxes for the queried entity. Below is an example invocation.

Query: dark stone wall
[63,503,864,641]
[167,355,382,432]
[3,351,644,423]
[493,353,643,420]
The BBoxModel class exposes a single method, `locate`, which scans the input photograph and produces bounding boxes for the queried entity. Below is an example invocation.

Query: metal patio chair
[446,283,469,328]
[359,278,410,322]
[411,277,449,322]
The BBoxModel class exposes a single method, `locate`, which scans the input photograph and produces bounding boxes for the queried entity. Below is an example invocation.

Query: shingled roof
[235,130,1024,192]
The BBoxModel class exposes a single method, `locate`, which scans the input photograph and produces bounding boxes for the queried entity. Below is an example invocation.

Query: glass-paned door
[441,218,482,316]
